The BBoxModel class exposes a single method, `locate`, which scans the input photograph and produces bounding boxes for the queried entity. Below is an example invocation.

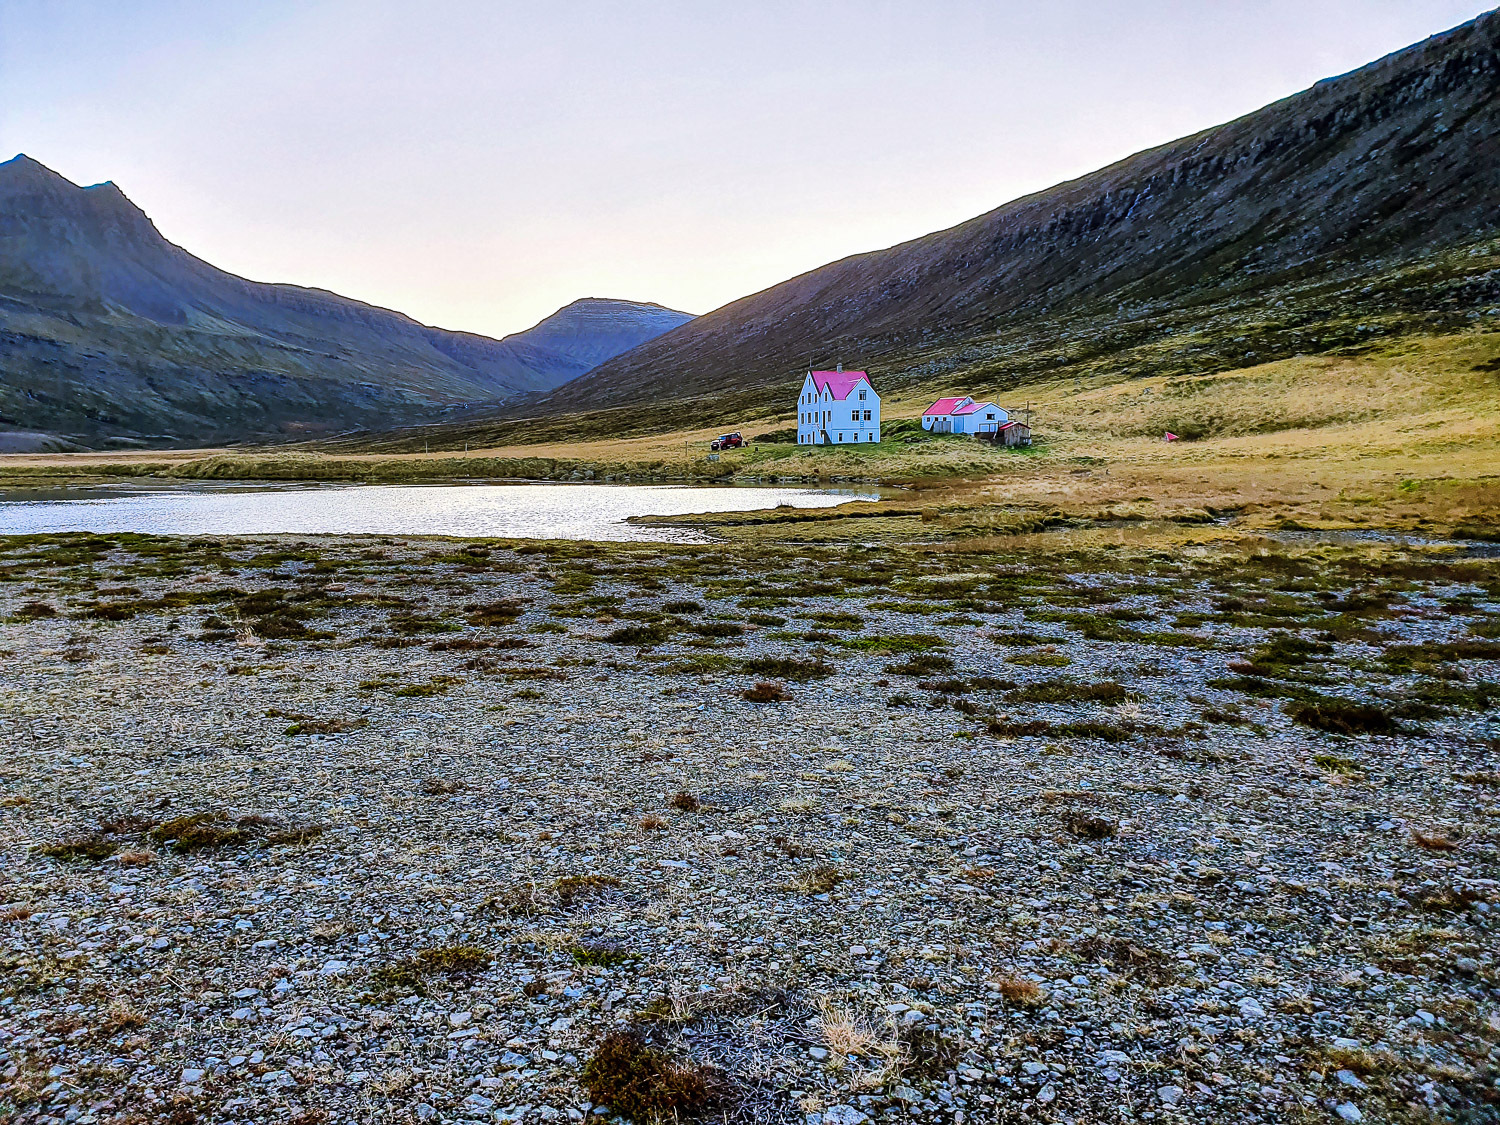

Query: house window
[859,390,866,400]
[863,410,872,421]
[838,433,843,441]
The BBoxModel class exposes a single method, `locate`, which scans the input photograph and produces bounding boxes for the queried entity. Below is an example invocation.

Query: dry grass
[554,874,623,908]
[990,975,1046,1008]
[1062,812,1118,840]
[816,998,879,1060]
[101,1002,148,1035]
[8,332,1499,545]
[1411,830,1461,852]
[740,680,793,702]
[792,864,846,895]
[814,996,908,1087]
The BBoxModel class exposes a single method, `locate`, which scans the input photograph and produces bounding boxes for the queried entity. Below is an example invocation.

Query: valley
[3,11,1500,1125]
[4,328,1497,546]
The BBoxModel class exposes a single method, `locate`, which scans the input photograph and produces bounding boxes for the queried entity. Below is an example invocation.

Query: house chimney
[836,361,843,373]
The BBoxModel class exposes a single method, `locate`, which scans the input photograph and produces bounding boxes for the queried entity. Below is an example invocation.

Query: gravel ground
[1,532,1497,1125]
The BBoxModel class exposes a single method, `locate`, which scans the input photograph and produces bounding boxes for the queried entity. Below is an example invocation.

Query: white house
[921,396,1007,435]
[796,365,881,445]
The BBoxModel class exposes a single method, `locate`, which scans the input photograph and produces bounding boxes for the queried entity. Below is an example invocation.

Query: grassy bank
[3,329,1497,543]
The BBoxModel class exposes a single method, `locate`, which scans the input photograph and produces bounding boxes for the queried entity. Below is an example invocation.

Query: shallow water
[0,480,881,542]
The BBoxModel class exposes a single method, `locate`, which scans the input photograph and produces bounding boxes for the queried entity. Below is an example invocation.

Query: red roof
[810,370,869,401]
[924,396,969,415]
[952,400,995,416]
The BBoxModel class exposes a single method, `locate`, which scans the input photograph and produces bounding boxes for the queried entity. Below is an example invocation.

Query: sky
[1,1,1492,339]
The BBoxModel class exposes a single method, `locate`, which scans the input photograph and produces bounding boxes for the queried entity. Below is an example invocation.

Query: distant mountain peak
[0,156,157,238]
[497,296,694,370]
[562,296,690,312]
[2,152,53,171]
[0,153,75,190]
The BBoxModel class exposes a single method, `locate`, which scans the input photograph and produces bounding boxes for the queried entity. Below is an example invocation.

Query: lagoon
[0,480,880,542]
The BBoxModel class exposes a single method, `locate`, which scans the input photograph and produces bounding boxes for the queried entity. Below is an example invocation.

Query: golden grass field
[3,329,1497,544]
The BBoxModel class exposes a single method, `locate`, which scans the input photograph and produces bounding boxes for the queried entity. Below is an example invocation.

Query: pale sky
[2,1,1492,338]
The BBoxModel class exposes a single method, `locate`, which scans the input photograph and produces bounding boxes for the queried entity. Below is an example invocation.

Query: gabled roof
[924,396,970,415]
[952,400,995,416]
[809,370,870,401]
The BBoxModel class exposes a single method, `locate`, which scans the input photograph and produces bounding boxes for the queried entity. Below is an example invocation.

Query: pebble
[2,534,1495,1125]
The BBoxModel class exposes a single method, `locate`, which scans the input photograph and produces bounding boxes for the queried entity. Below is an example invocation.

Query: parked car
[710,432,744,451]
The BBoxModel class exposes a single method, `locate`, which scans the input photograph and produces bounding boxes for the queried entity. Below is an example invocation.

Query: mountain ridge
[532,9,1500,421]
[0,156,692,445]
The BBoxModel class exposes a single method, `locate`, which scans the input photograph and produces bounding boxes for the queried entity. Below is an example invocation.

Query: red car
[710,432,744,451]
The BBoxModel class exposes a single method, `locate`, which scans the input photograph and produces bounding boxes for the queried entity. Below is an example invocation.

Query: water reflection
[0,481,881,542]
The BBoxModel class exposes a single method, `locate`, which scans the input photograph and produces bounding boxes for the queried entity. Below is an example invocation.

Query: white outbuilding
[921,396,1008,435]
[796,365,881,445]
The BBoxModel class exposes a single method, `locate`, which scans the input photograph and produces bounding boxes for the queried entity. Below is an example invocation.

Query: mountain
[508,298,696,373]
[0,156,692,445]
[535,10,1500,422]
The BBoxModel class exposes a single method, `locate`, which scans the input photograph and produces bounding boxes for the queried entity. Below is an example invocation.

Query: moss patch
[580,1032,716,1122]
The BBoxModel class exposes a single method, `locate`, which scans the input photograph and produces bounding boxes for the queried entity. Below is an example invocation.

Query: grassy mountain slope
[0,156,691,445]
[526,10,1500,425]
[7,328,1496,543]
